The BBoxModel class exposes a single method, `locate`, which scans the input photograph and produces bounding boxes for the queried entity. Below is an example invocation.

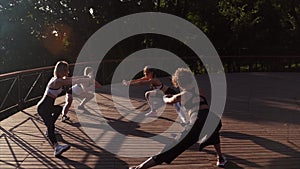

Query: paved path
[0,73,300,169]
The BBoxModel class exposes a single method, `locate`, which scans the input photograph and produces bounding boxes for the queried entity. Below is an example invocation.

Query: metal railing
[0,63,89,120]
[0,66,54,120]
[1,56,300,120]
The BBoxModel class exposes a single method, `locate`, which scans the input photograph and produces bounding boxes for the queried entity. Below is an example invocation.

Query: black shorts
[164,87,178,95]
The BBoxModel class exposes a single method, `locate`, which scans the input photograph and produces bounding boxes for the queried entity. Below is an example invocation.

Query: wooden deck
[1,73,300,169]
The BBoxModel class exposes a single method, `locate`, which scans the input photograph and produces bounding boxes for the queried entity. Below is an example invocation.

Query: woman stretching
[37,61,90,157]
[129,68,227,168]
[61,66,101,122]
[122,66,187,124]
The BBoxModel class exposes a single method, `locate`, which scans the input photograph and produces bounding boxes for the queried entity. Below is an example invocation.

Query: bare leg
[62,93,73,116]
[214,144,223,158]
[145,91,158,116]
[173,102,187,124]
[214,143,227,166]
[79,92,94,107]
[145,91,156,112]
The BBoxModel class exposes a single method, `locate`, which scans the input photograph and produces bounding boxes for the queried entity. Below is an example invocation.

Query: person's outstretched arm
[122,77,151,86]
[163,93,181,104]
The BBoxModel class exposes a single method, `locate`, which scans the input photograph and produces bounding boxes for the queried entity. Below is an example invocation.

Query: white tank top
[46,78,63,97]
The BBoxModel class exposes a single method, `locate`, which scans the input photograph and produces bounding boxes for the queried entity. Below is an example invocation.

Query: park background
[1,1,300,168]
[1,0,300,76]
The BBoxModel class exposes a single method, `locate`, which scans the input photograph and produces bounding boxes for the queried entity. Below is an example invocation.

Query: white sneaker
[54,144,70,157]
[216,155,227,167]
[61,115,70,122]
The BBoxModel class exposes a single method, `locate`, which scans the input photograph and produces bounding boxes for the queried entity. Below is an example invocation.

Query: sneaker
[54,144,70,157]
[61,115,70,122]
[45,129,60,137]
[216,155,227,167]
[145,111,157,117]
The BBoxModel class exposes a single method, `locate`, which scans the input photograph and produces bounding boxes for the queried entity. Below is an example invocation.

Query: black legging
[153,109,221,164]
[37,95,62,145]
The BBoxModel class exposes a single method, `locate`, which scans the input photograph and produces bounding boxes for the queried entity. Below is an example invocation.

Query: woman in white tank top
[37,61,91,157]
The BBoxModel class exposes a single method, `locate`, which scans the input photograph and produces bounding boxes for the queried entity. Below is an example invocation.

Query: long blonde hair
[53,61,69,78]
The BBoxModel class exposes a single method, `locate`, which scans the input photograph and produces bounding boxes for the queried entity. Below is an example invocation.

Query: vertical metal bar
[24,73,42,102]
[18,74,22,109]
[0,77,18,109]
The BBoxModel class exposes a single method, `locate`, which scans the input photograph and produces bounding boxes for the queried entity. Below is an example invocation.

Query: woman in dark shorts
[129,68,227,169]
[123,66,187,124]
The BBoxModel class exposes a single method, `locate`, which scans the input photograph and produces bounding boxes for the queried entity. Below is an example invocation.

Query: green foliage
[0,0,299,73]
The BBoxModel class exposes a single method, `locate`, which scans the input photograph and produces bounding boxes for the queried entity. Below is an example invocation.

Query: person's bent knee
[145,91,150,99]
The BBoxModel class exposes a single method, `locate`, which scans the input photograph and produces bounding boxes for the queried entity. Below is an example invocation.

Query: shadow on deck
[1,73,300,169]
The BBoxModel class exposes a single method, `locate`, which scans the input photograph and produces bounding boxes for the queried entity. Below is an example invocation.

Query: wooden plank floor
[1,73,300,169]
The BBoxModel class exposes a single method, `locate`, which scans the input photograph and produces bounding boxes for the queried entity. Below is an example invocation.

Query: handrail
[0,66,52,120]
[1,56,300,120]
[0,62,96,120]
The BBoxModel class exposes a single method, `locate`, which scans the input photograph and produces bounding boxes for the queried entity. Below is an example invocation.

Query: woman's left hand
[122,80,129,86]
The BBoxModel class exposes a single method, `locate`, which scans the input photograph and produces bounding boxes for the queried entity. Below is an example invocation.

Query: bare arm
[163,93,181,104]
[123,76,151,86]
[59,76,90,86]
[131,77,151,85]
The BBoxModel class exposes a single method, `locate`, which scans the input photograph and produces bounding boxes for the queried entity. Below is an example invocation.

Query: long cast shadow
[0,124,63,168]
[194,131,300,168]
[18,110,129,169]
[221,131,300,157]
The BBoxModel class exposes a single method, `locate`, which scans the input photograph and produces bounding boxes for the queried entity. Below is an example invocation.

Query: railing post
[17,74,23,110]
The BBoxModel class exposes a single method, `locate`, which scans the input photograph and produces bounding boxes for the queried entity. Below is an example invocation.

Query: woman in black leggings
[37,61,90,157]
[129,68,227,168]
